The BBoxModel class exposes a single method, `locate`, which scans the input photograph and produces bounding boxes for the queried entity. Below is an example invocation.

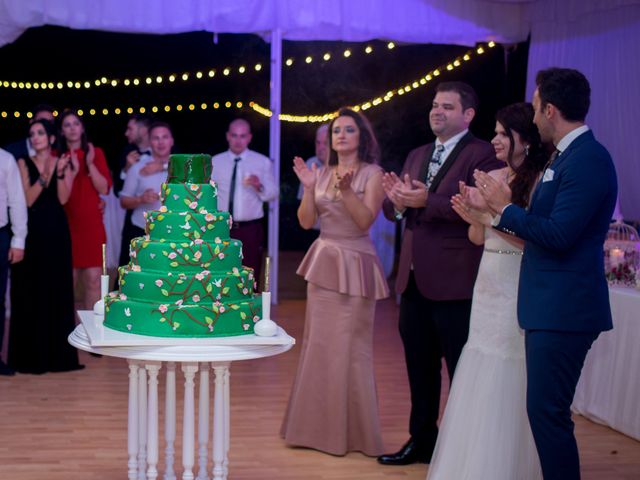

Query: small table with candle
[69,311,294,480]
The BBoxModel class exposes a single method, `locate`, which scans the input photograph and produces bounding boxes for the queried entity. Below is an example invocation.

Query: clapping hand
[451,181,493,226]
[473,169,511,214]
[383,173,428,209]
[293,156,317,190]
[381,172,404,210]
[399,176,429,208]
[334,170,354,191]
[58,150,78,178]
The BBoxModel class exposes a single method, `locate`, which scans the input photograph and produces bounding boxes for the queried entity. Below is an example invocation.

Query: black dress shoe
[0,360,15,376]
[377,438,432,465]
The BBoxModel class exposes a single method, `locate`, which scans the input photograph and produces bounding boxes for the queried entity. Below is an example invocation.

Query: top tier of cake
[160,154,219,215]
[166,153,213,184]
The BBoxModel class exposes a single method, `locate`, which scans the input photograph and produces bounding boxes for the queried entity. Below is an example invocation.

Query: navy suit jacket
[497,130,617,332]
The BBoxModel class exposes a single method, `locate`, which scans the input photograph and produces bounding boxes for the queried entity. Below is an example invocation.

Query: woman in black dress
[8,119,83,374]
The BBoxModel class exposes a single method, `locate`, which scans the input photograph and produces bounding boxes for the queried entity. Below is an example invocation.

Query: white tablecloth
[573,287,640,440]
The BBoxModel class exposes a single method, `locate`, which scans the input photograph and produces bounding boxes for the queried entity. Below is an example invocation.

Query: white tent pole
[268,28,282,304]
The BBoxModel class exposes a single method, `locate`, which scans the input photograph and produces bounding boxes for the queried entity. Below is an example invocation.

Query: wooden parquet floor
[1,295,639,479]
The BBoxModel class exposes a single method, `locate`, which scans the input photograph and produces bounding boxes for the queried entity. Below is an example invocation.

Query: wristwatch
[37,176,47,187]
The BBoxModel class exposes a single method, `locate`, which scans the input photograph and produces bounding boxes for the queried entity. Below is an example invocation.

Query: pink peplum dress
[281,163,389,456]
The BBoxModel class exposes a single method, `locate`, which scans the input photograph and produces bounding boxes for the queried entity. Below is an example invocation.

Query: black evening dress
[8,156,82,374]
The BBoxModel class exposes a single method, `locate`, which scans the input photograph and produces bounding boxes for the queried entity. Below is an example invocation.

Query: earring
[524,144,530,157]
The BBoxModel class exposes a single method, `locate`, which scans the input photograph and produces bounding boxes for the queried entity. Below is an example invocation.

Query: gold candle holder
[264,256,271,292]
[102,243,106,276]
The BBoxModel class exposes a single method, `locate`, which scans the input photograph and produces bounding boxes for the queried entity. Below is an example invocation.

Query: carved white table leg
[182,363,199,480]
[128,361,140,480]
[146,362,162,480]
[197,363,210,480]
[138,366,148,480]
[223,367,230,477]
[164,362,177,480]
[211,364,228,480]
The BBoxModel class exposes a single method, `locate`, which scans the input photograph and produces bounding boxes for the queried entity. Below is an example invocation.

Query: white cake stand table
[69,311,295,480]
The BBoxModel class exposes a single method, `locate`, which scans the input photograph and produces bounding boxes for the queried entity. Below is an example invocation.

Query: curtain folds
[526,0,640,220]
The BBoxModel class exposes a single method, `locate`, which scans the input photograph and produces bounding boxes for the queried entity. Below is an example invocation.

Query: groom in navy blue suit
[475,68,617,480]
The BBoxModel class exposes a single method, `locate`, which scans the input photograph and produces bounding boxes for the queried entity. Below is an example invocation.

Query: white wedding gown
[426,228,542,480]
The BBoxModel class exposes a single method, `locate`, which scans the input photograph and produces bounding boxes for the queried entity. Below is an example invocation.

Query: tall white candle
[262,291,271,320]
[101,275,110,300]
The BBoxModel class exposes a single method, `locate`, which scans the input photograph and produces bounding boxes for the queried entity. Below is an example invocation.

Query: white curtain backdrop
[526,0,640,220]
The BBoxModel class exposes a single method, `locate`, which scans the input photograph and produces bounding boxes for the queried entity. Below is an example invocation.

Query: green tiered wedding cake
[104,154,262,337]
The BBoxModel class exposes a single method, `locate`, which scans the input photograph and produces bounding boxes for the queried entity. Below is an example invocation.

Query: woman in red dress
[58,110,112,311]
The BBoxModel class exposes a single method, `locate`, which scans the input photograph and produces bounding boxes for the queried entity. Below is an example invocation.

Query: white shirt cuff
[10,236,26,250]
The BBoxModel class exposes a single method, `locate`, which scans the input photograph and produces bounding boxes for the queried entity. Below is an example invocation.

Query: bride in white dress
[426,103,547,480]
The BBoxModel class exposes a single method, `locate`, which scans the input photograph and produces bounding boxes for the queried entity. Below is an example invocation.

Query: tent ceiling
[0,0,533,48]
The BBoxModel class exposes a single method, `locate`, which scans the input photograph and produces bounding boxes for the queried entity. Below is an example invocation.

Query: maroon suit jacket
[383,133,500,301]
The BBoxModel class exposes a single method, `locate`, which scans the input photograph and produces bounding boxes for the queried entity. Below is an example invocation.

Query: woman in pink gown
[281,108,389,456]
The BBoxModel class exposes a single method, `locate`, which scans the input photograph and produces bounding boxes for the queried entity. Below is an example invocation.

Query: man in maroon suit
[378,82,500,465]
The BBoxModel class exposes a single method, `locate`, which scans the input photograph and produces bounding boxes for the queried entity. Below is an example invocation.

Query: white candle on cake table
[93,243,110,317]
[254,256,277,336]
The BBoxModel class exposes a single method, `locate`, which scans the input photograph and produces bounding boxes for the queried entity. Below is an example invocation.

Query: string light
[250,42,496,122]
[0,43,497,123]
[0,42,406,90]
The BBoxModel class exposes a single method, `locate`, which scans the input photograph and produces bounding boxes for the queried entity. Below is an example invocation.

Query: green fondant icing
[120,266,255,303]
[166,154,212,184]
[104,153,260,339]
[105,295,262,337]
[144,210,230,242]
[128,237,244,273]
[161,182,218,213]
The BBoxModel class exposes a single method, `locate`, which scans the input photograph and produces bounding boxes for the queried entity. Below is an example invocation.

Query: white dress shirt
[555,125,590,154]
[211,149,279,222]
[0,148,28,249]
[119,154,166,229]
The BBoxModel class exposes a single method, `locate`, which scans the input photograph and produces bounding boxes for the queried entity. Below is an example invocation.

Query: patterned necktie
[425,144,445,187]
[228,157,241,217]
